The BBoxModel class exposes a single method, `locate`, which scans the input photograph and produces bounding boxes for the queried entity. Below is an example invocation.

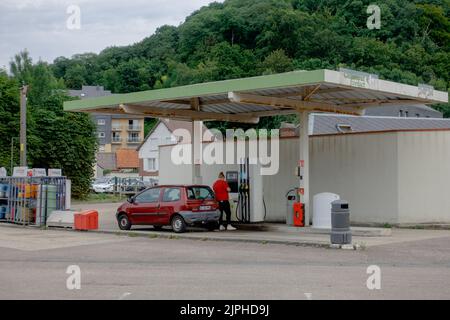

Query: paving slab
[0,223,129,251]
[266,224,392,237]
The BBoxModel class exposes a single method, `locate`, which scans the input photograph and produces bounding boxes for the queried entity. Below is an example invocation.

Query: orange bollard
[74,210,99,231]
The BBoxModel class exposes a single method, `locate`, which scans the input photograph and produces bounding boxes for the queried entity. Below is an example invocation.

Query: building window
[97,119,106,125]
[145,158,157,172]
[98,132,105,138]
[166,136,175,144]
[128,132,140,143]
[112,132,121,142]
[128,119,140,131]
[112,121,121,131]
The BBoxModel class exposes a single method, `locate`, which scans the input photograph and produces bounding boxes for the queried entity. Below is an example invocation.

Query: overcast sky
[0,0,221,70]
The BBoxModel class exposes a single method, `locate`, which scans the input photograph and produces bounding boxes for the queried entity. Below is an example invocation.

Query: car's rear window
[186,187,214,200]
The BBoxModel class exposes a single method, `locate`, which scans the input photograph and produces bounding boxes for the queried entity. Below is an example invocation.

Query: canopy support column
[192,120,203,185]
[299,111,310,226]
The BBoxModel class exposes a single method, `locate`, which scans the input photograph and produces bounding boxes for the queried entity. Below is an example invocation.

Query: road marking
[304,293,313,300]
[118,292,132,300]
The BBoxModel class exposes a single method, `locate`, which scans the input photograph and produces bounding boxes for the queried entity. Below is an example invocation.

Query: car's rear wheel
[118,214,131,230]
[171,215,187,233]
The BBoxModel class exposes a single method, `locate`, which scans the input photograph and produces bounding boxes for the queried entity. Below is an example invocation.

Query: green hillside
[52,0,449,118]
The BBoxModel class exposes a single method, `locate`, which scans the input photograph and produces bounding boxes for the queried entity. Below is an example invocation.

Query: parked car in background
[116,185,220,233]
[121,178,147,193]
[91,177,114,193]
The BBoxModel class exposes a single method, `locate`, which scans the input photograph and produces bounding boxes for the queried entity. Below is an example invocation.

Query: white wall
[159,146,192,185]
[139,122,176,174]
[158,131,450,225]
[309,133,399,224]
[262,138,298,222]
[397,131,450,223]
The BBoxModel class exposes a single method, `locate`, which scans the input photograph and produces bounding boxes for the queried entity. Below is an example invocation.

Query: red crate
[74,210,99,231]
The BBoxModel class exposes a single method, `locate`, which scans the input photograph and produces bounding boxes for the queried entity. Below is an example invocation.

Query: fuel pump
[225,171,239,221]
[225,158,265,224]
[237,158,251,223]
[226,171,239,193]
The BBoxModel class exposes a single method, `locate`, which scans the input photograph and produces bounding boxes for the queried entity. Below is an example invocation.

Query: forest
[52,0,449,116]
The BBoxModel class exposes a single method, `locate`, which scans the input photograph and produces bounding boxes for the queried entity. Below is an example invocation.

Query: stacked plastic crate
[0,177,67,226]
[0,183,8,220]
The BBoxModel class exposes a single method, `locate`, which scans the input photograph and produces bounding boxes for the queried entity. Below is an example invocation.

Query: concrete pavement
[0,224,450,299]
[70,202,450,249]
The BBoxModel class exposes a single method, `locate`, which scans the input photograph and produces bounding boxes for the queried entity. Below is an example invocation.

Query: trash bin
[286,189,297,226]
[330,200,352,245]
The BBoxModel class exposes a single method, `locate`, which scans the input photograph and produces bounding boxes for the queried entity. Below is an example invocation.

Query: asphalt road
[0,226,450,300]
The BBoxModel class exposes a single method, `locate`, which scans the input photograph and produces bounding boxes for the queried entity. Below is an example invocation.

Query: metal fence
[91,176,158,196]
[0,177,67,226]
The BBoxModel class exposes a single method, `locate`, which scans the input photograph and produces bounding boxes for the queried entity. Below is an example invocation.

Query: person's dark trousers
[218,200,232,229]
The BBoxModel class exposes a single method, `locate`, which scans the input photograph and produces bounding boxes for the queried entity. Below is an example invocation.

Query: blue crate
[0,206,6,219]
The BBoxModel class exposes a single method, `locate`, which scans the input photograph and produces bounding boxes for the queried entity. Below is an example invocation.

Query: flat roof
[63,69,448,124]
[310,113,450,135]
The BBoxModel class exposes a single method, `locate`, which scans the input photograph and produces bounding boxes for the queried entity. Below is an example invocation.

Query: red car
[116,185,220,233]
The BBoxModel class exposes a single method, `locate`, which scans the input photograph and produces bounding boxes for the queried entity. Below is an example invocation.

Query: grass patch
[127,232,139,238]
[72,193,127,204]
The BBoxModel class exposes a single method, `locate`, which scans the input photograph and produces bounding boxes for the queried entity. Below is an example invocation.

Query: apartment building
[108,117,145,152]
[68,85,144,152]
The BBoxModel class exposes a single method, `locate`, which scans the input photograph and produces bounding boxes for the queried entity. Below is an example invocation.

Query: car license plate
[200,205,211,211]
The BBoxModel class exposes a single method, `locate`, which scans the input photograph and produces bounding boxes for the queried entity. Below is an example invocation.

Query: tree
[64,64,88,89]
[1,57,97,198]
[9,50,33,85]
[261,49,294,74]
[0,69,20,172]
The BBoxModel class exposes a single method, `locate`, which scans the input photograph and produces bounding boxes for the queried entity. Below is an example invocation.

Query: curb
[91,229,333,249]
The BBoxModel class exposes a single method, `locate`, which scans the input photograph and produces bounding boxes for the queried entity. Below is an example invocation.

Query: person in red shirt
[213,172,236,231]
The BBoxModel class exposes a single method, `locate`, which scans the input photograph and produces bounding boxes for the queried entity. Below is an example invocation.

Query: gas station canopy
[63,69,448,123]
[63,68,448,227]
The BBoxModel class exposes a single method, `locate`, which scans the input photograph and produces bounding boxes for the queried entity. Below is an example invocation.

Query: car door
[158,187,182,225]
[129,187,162,225]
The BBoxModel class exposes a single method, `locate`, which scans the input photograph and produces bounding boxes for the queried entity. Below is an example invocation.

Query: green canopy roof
[64,69,448,124]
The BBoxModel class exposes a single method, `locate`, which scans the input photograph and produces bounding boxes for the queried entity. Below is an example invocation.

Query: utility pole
[10,137,18,174]
[19,85,28,167]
